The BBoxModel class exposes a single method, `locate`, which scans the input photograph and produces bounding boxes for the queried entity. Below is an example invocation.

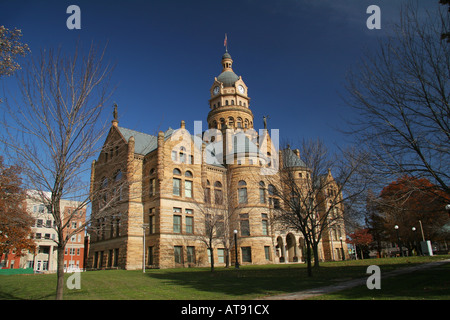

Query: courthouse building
[87,49,347,270]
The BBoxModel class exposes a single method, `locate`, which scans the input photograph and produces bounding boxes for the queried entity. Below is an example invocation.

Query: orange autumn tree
[378,176,450,252]
[347,228,373,259]
[0,156,35,263]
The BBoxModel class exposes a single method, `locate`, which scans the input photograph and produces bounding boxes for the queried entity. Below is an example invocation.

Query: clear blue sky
[0,0,434,150]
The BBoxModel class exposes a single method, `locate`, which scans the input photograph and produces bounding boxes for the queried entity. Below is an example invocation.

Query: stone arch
[286,233,298,262]
[275,236,285,263]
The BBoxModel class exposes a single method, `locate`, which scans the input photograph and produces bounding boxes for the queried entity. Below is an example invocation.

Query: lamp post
[142,224,149,273]
[412,227,419,256]
[233,229,239,269]
[339,236,345,260]
[394,225,403,257]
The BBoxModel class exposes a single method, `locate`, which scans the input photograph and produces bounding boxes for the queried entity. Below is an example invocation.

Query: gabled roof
[117,126,158,155]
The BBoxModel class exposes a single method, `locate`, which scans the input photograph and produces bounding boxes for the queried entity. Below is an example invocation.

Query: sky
[0,0,435,151]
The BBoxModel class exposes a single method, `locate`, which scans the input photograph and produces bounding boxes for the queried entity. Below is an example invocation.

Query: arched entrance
[286,233,298,262]
[276,236,285,263]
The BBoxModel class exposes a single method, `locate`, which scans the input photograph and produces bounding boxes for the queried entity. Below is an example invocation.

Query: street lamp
[339,236,345,261]
[412,227,419,256]
[233,229,239,269]
[142,224,149,273]
[394,225,404,257]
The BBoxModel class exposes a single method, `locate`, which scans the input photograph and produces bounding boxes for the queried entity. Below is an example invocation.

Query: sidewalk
[259,258,450,300]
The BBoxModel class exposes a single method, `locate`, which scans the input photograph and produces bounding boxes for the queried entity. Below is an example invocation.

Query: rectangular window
[114,248,119,267]
[217,248,225,263]
[264,246,271,260]
[174,246,183,264]
[149,178,155,196]
[149,214,155,234]
[259,188,266,203]
[242,247,252,262]
[173,178,181,196]
[187,246,195,263]
[186,216,193,234]
[238,188,248,204]
[148,246,154,265]
[185,180,193,198]
[262,213,268,235]
[171,151,177,161]
[240,214,250,236]
[185,208,193,215]
[215,189,223,205]
[173,215,181,233]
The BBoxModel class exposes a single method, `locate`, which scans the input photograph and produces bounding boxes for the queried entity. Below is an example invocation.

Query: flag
[224,33,227,51]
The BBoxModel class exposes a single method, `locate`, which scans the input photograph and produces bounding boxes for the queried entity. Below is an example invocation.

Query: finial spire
[224,33,228,52]
[112,103,118,127]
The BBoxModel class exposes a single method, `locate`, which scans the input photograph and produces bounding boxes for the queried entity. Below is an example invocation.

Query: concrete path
[258,258,450,300]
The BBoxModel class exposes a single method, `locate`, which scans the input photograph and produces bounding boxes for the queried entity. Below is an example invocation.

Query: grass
[0,255,448,300]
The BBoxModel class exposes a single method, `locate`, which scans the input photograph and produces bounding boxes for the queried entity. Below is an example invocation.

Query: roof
[117,126,158,155]
[281,149,307,168]
[217,70,239,87]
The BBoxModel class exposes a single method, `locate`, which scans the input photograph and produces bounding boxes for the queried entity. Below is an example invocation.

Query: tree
[0,43,114,299]
[0,156,35,264]
[344,3,449,195]
[0,26,30,78]
[377,176,450,253]
[266,139,369,276]
[347,228,373,259]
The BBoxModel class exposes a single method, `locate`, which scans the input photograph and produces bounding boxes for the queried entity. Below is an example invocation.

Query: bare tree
[344,3,449,195]
[0,43,114,299]
[266,139,369,277]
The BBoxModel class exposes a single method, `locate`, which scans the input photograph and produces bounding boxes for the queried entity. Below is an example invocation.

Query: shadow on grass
[143,264,370,299]
[313,262,450,300]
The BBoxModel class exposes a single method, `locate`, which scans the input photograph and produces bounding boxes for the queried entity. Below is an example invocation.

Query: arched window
[179,146,186,164]
[173,168,181,196]
[214,181,223,205]
[185,170,193,178]
[238,180,247,204]
[237,117,242,128]
[268,184,280,208]
[228,117,234,128]
[259,181,266,204]
[205,180,211,203]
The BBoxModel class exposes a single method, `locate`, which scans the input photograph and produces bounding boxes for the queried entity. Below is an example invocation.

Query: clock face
[213,86,220,95]
[238,85,245,94]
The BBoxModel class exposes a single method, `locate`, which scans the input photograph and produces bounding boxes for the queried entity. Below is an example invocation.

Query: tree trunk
[313,244,320,268]
[306,244,312,277]
[209,246,214,272]
[55,245,65,300]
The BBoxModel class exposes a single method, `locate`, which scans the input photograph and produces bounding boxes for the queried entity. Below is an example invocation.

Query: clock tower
[207,51,254,131]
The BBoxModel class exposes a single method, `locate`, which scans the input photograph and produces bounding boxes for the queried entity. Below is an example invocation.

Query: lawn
[0,255,448,300]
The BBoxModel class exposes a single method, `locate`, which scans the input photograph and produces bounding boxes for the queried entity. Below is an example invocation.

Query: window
[238,180,247,204]
[185,170,193,178]
[185,180,193,198]
[149,178,155,196]
[264,246,271,260]
[187,246,195,263]
[171,151,177,161]
[186,216,193,234]
[240,213,250,236]
[179,147,186,163]
[262,213,269,235]
[185,208,193,215]
[174,246,183,264]
[241,247,252,262]
[214,181,223,205]
[218,248,225,263]
[259,181,266,204]
[173,178,181,196]
[205,180,211,204]
[149,208,155,234]
[173,215,181,233]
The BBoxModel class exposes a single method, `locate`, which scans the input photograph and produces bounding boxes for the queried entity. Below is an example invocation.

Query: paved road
[258,258,450,300]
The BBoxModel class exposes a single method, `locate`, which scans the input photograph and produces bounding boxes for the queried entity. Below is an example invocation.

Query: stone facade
[87,50,348,270]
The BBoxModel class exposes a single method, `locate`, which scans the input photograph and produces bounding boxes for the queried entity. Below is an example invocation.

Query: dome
[217,70,239,87]
[222,52,232,60]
